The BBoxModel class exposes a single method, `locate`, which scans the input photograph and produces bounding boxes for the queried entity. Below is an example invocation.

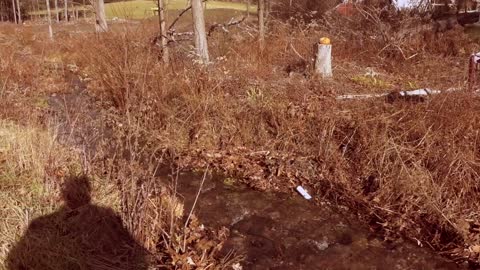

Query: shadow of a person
[6,176,149,270]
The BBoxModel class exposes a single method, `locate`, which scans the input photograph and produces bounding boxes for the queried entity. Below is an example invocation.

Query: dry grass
[2,6,480,266]
[0,121,81,269]
[64,16,480,263]
[0,24,236,268]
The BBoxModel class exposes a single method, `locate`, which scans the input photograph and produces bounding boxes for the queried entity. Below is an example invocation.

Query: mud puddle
[160,169,463,270]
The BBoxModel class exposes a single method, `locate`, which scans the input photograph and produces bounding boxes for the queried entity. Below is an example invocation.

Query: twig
[168,0,208,32]
[184,166,208,228]
[183,165,209,252]
[207,16,246,36]
[289,43,306,61]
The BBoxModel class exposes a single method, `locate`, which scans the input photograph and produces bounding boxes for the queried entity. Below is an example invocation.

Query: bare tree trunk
[0,2,4,21]
[265,0,270,22]
[45,0,53,39]
[0,2,4,22]
[64,0,67,22]
[191,0,209,64]
[11,0,17,23]
[82,0,86,19]
[35,0,40,20]
[258,0,265,50]
[246,0,250,18]
[15,0,21,23]
[157,0,169,64]
[54,0,59,22]
[70,1,74,21]
[94,0,108,32]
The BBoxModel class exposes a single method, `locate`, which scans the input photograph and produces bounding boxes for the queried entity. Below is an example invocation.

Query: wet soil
[161,169,463,270]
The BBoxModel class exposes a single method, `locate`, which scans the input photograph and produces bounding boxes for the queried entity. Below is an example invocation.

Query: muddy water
[163,170,462,270]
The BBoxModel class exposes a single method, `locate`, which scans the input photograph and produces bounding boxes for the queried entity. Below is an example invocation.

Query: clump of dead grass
[0,121,82,267]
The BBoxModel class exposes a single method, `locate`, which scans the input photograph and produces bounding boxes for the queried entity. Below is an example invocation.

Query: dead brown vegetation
[2,6,480,267]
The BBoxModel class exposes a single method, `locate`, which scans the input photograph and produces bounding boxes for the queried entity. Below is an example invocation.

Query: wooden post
[468,53,479,91]
[314,38,332,78]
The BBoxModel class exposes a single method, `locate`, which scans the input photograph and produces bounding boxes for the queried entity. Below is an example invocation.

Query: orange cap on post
[320,37,331,45]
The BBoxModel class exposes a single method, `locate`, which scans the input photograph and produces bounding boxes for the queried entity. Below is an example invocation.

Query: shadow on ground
[6,176,148,270]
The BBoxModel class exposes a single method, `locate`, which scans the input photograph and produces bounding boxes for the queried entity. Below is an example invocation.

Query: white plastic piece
[473,52,480,63]
[296,186,312,200]
[399,88,441,97]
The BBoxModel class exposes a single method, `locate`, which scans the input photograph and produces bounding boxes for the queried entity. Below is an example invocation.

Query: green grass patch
[351,75,392,89]
[30,0,255,19]
[106,0,255,19]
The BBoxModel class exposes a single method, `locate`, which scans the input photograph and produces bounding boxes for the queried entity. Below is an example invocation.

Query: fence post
[314,37,332,78]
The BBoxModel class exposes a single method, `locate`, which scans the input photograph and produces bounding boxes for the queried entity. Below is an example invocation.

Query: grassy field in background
[106,0,255,19]
[29,0,256,20]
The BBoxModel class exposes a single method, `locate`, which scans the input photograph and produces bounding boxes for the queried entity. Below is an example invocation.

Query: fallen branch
[168,0,208,33]
[207,16,246,36]
[336,88,466,101]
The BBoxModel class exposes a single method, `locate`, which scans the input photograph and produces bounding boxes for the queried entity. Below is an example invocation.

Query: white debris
[66,63,79,73]
[232,263,243,270]
[398,88,441,96]
[336,93,388,100]
[186,257,195,266]
[364,67,381,78]
[313,238,330,251]
[296,186,312,200]
[336,87,463,101]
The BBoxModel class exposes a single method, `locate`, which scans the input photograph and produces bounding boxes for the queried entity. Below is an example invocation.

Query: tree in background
[191,0,209,64]
[11,0,17,23]
[45,0,53,38]
[157,0,169,64]
[54,0,59,21]
[94,0,107,32]
[258,0,265,50]
[63,0,67,21]
[15,0,21,23]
